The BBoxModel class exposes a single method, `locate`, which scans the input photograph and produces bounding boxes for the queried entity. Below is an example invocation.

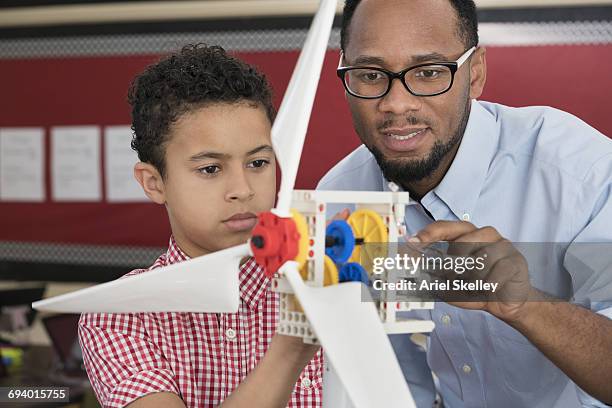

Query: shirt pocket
[485,315,561,394]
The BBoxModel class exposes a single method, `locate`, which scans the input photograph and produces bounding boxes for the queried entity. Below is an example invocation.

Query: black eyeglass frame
[337,63,458,99]
[336,47,476,99]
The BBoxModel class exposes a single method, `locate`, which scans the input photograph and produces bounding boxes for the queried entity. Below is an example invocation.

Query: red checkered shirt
[78,237,323,408]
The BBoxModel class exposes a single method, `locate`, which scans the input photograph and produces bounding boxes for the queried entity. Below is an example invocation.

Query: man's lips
[223,212,258,232]
[380,127,429,153]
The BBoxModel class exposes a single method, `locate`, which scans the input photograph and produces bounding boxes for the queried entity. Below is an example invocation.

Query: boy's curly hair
[128,43,275,178]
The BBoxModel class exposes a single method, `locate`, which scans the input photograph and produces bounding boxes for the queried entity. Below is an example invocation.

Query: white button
[462,364,472,374]
[300,377,312,388]
[225,328,236,340]
[441,314,451,325]
[462,213,471,222]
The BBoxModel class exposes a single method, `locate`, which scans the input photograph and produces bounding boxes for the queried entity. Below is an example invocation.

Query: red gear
[250,212,300,278]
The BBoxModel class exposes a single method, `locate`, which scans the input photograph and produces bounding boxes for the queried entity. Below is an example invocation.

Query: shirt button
[462,364,472,374]
[225,328,236,340]
[300,377,312,388]
[462,213,471,222]
[441,314,452,325]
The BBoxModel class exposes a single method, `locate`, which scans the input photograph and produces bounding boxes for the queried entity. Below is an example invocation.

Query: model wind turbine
[33,1,434,407]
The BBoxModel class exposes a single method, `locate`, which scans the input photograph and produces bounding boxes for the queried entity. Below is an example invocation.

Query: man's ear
[469,46,487,100]
[338,51,349,100]
[134,162,166,204]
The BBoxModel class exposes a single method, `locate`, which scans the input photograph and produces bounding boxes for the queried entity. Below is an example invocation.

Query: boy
[78,44,323,408]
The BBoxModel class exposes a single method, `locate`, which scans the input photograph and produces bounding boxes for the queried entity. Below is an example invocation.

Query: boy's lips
[223,212,258,232]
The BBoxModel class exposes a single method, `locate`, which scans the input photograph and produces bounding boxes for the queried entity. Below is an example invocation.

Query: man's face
[343,0,484,187]
[161,103,276,257]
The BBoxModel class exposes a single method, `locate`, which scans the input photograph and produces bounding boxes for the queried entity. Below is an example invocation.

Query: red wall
[1,45,611,246]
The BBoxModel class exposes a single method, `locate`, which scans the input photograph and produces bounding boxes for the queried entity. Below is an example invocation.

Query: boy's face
[140,103,276,258]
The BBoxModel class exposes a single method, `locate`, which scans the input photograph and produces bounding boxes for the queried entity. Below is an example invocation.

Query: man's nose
[378,78,422,115]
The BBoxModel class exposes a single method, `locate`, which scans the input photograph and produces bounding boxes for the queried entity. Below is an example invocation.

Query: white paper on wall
[0,127,45,202]
[51,126,101,202]
[104,126,147,202]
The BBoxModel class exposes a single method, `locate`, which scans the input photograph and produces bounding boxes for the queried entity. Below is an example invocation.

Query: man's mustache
[378,116,432,131]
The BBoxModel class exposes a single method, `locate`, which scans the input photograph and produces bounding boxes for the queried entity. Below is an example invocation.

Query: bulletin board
[1,11,611,279]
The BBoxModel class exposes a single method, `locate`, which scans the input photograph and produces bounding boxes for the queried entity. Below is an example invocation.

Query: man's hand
[410,220,533,323]
[327,208,351,225]
[410,221,612,404]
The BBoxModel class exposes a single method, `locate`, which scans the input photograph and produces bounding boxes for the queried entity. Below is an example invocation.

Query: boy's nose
[226,173,255,202]
[227,189,255,201]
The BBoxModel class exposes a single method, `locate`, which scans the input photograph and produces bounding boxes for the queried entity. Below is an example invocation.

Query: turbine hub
[250,212,300,278]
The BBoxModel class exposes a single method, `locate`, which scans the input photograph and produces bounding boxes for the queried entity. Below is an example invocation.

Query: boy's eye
[198,165,220,174]
[248,159,270,168]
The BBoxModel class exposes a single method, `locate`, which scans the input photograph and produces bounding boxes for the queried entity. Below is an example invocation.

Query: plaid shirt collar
[165,236,270,310]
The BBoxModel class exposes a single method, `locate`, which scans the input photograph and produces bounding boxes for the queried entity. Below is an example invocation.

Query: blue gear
[325,220,356,264]
[339,263,369,285]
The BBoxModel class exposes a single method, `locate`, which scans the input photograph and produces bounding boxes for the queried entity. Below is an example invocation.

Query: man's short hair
[340,0,479,52]
[128,43,275,178]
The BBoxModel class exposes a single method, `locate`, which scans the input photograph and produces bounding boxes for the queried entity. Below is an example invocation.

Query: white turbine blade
[272,0,337,216]
[282,262,416,408]
[32,244,251,314]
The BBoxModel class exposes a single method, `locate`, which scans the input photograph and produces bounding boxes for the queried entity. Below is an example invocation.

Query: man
[318,0,612,407]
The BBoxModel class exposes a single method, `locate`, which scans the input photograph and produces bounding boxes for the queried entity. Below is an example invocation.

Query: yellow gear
[347,209,389,274]
[299,255,339,286]
[291,209,310,269]
[323,255,339,286]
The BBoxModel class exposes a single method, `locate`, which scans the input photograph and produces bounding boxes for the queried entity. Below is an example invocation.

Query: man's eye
[358,71,384,82]
[416,69,441,79]
[198,165,220,174]
[248,159,270,168]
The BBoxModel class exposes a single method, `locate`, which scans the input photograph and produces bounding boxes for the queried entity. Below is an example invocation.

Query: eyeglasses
[337,47,476,99]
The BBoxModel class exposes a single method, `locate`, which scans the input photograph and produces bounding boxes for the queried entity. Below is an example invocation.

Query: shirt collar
[430,99,500,220]
[165,236,189,264]
[165,236,270,311]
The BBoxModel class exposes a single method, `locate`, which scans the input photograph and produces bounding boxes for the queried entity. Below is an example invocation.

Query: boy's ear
[134,162,166,204]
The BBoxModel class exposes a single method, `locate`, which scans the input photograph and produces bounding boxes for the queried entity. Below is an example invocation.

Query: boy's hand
[220,334,320,407]
[273,334,320,363]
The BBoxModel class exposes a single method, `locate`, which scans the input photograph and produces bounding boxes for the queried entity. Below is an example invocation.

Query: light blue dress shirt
[317,100,612,408]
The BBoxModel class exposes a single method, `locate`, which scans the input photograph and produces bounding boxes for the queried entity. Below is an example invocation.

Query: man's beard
[368,99,471,187]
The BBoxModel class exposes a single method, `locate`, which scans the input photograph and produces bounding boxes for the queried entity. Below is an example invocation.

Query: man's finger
[410,220,477,243]
[334,208,351,221]
[326,208,351,226]
[454,225,502,243]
